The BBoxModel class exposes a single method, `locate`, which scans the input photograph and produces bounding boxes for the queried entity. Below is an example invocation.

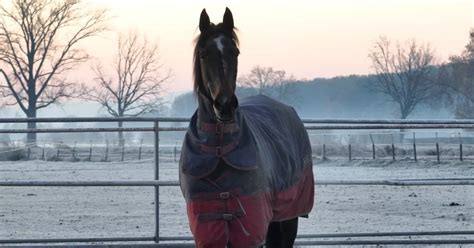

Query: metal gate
[1,117,474,247]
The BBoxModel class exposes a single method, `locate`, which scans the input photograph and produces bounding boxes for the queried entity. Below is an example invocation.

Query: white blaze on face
[214,35,225,54]
[213,35,227,75]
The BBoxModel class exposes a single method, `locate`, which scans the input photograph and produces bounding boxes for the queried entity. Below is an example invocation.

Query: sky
[74,0,473,93]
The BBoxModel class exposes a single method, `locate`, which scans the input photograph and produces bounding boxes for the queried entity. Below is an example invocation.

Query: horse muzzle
[213,94,238,122]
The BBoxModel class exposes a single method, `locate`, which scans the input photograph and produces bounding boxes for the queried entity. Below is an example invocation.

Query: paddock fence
[1,117,474,247]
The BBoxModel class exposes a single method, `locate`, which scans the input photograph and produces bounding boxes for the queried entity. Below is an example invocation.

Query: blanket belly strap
[198,210,245,222]
[200,140,239,157]
[199,121,240,134]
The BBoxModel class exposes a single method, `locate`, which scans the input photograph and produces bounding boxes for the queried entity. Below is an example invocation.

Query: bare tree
[239,65,275,94]
[0,0,108,143]
[238,65,296,103]
[439,30,474,118]
[368,37,438,119]
[272,69,297,103]
[85,32,171,146]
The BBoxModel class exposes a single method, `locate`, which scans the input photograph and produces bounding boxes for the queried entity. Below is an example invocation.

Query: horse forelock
[193,23,239,96]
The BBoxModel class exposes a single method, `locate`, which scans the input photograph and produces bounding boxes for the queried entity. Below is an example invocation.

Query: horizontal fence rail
[6,240,474,248]
[3,125,474,134]
[3,239,474,247]
[1,179,474,187]
[306,124,474,129]
[0,117,190,123]
[2,117,474,124]
[2,117,474,246]
[0,127,183,133]
[2,118,474,134]
[295,239,474,246]
[0,245,195,248]
[3,231,474,246]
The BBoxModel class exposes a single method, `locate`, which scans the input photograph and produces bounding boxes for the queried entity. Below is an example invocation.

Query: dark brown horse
[179,8,314,248]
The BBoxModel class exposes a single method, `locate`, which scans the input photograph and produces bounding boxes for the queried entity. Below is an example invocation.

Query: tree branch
[0,0,108,118]
[83,31,169,118]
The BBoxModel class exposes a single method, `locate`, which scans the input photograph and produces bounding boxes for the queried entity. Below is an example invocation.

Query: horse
[179,8,315,248]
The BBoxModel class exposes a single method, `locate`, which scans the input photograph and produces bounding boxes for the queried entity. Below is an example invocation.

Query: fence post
[138,139,143,161]
[104,139,109,162]
[72,141,76,161]
[27,147,30,160]
[459,132,463,162]
[348,134,352,161]
[41,146,45,160]
[173,144,177,162]
[413,132,417,162]
[121,143,125,162]
[154,121,160,243]
[88,140,92,161]
[391,133,395,161]
[369,134,375,159]
[322,135,327,161]
[435,132,440,163]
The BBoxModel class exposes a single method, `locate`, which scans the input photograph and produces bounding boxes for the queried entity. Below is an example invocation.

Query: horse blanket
[180,94,314,247]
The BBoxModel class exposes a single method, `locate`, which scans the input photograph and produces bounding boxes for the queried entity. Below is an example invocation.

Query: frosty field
[0,158,473,246]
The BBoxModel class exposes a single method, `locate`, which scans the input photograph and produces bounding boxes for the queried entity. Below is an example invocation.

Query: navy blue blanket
[180,94,312,194]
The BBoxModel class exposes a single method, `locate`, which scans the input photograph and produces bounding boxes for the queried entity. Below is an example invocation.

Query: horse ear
[223,7,234,31]
[199,9,210,33]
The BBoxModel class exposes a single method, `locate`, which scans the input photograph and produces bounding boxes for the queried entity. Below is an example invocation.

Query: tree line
[172,32,474,121]
[238,33,474,121]
[171,31,474,121]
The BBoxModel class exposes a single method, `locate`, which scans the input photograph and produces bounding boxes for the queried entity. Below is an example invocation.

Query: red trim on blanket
[272,165,315,221]
[187,192,272,247]
[186,166,314,247]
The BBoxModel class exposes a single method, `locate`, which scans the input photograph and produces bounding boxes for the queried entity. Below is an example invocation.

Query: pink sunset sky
[76,0,473,93]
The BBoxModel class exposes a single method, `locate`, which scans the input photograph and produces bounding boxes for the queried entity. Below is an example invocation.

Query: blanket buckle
[216,146,222,157]
[219,192,230,199]
[216,123,223,134]
[222,214,233,220]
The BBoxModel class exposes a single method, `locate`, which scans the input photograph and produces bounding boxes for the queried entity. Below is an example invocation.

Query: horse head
[194,8,240,122]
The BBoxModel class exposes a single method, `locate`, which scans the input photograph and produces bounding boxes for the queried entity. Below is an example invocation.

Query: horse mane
[193,23,239,95]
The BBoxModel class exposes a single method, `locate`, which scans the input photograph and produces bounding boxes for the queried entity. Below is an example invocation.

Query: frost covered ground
[0,158,473,247]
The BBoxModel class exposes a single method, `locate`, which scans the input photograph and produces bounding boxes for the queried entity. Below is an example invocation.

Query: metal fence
[1,117,474,247]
